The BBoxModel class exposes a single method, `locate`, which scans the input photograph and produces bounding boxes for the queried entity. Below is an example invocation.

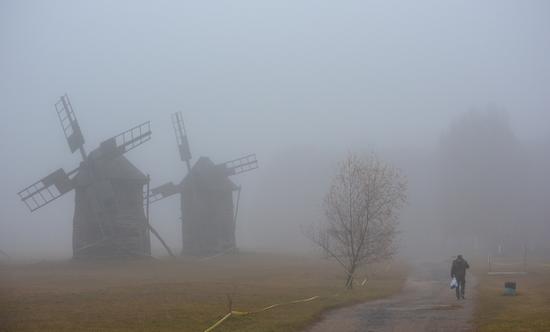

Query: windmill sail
[18,168,76,212]
[55,94,86,156]
[147,182,180,203]
[97,121,152,160]
[172,112,192,164]
[222,154,259,176]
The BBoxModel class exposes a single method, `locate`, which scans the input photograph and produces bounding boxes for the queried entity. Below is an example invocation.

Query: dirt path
[307,261,476,332]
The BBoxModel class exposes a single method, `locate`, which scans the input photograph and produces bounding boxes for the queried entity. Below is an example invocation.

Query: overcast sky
[1,0,549,258]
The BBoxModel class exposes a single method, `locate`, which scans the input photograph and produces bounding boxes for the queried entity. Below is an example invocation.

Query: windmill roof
[181,156,237,191]
[75,150,147,184]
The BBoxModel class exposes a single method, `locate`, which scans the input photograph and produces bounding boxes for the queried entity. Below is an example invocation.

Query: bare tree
[306,153,407,289]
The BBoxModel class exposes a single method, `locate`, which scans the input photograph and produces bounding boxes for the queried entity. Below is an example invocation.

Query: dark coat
[451,257,470,279]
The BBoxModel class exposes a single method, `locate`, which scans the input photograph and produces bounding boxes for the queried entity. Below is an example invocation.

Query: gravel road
[307,261,476,332]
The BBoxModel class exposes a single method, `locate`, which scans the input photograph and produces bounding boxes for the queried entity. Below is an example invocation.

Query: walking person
[451,254,470,299]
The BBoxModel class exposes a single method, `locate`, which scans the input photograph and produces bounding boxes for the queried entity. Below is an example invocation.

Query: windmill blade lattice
[222,154,259,176]
[97,121,152,160]
[18,168,76,212]
[146,182,181,204]
[55,94,86,157]
[171,112,192,167]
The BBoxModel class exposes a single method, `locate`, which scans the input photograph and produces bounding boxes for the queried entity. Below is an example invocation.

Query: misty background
[1,1,549,259]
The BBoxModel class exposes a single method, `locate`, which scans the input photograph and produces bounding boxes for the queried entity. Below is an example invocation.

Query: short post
[504,281,517,296]
[522,244,527,273]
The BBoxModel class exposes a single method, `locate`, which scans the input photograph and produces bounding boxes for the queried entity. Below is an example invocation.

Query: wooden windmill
[149,112,258,256]
[18,94,153,258]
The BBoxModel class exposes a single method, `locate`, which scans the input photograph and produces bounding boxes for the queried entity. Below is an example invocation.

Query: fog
[1,1,549,259]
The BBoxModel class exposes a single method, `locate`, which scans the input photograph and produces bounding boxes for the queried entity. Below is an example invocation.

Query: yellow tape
[204,312,232,332]
[203,295,320,332]
[231,310,250,316]
[292,296,319,303]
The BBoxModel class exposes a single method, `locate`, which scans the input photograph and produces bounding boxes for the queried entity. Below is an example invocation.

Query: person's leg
[460,278,466,298]
[455,281,460,299]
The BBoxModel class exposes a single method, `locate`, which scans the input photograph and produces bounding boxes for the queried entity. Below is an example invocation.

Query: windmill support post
[148,224,175,258]
[146,175,175,257]
[233,186,242,227]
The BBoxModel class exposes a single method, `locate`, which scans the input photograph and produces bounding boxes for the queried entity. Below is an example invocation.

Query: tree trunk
[345,274,354,289]
[345,266,356,289]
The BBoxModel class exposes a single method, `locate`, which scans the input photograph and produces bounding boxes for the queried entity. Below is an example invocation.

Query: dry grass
[0,252,406,332]
[474,259,550,332]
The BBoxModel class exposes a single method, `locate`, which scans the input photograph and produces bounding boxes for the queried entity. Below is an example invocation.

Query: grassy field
[0,252,406,332]
[474,259,550,332]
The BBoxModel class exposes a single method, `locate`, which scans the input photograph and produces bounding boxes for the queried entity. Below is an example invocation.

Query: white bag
[450,277,458,289]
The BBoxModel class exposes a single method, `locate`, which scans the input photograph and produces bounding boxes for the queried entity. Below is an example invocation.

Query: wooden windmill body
[18,95,153,258]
